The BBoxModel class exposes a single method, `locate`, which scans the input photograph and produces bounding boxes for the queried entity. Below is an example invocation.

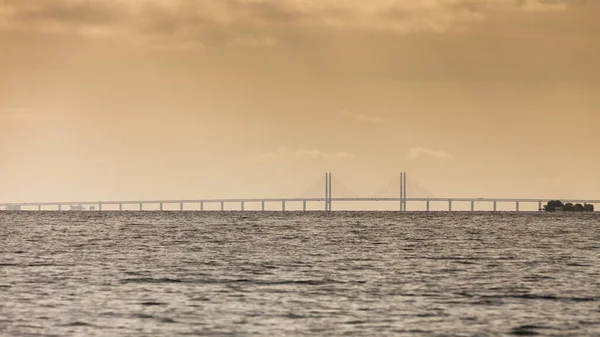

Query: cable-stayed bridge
[1,173,598,212]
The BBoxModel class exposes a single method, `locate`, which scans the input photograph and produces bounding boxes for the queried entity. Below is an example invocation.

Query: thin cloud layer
[0,110,32,120]
[339,111,387,124]
[407,147,454,160]
[0,0,571,48]
[252,147,355,162]
[0,108,49,120]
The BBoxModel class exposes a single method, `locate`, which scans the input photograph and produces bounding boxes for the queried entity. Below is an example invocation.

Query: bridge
[1,173,598,212]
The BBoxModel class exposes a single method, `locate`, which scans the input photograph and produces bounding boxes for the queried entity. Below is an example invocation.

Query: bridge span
[2,198,599,212]
[2,173,597,212]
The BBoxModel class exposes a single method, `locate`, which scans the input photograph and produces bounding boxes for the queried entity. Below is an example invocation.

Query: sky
[1,0,599,203]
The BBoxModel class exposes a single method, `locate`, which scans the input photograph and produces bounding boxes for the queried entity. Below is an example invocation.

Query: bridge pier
[99,202,102,211]
[471,200,475,212]
[399,172,403,211]
[493,201,497,212]
[139,203,143,211]
[426,200,430,212]
[401,172,407,212]
[241,201,245,212]
[326,172,332,212]
[303,200,306,211]
[200,202,204,211]
[261,201,265,211]
[38,205,41,211]
[538,201,542,211]
[282,200,286,211]
[516,201,520,212]
[160,203,163,211]
[449,200,452,212]
[119,204,123,211]
[58,204,61,211]
[221,201,224,211]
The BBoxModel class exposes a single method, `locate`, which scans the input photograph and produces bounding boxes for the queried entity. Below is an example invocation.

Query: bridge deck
[2,198,599,211]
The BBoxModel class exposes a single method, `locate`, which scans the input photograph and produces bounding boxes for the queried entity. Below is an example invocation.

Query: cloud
[252,147,355,162]
[0,108,66,120]
[0,0,572,49]
[339,110,387,124]
[0,0,296,48]
[0,109,36,120]
[515,0,569,12]
[294,149,356,160]
[407,147,454,160]
[229,36,275,47]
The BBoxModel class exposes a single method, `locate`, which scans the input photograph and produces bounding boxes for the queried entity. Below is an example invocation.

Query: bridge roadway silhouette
[2,173,598,212]
[5,197,600,212]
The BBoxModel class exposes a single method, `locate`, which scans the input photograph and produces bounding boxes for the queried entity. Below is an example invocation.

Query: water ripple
[0,211,598,336]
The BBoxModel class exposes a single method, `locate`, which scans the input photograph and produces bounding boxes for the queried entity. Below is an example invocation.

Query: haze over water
[1,211,599,336]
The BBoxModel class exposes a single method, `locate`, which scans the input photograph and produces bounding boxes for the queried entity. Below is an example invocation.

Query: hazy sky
[1,0,599,203]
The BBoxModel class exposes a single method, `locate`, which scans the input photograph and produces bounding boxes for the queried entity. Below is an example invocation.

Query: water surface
[1,212,599,336]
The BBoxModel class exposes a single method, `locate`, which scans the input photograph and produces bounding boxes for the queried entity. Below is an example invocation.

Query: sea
[1,211,599,336]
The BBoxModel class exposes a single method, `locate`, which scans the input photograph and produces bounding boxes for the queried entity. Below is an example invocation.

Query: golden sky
[1,0,599,203]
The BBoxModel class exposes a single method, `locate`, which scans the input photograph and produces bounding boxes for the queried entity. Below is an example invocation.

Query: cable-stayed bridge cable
[298,175,327,199]
[331,175,362,198]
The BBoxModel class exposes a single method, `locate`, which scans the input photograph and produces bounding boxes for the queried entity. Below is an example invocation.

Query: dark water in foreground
[1,212,599,336]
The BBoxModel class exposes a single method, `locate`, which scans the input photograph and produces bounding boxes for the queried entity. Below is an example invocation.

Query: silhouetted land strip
[543,200,594,212]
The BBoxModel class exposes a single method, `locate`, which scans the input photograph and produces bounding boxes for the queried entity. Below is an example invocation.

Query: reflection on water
[1,211,599,336]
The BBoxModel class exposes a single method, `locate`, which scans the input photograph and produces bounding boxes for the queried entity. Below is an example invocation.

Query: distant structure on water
[543,200,594,212]
[1,172,598,212]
